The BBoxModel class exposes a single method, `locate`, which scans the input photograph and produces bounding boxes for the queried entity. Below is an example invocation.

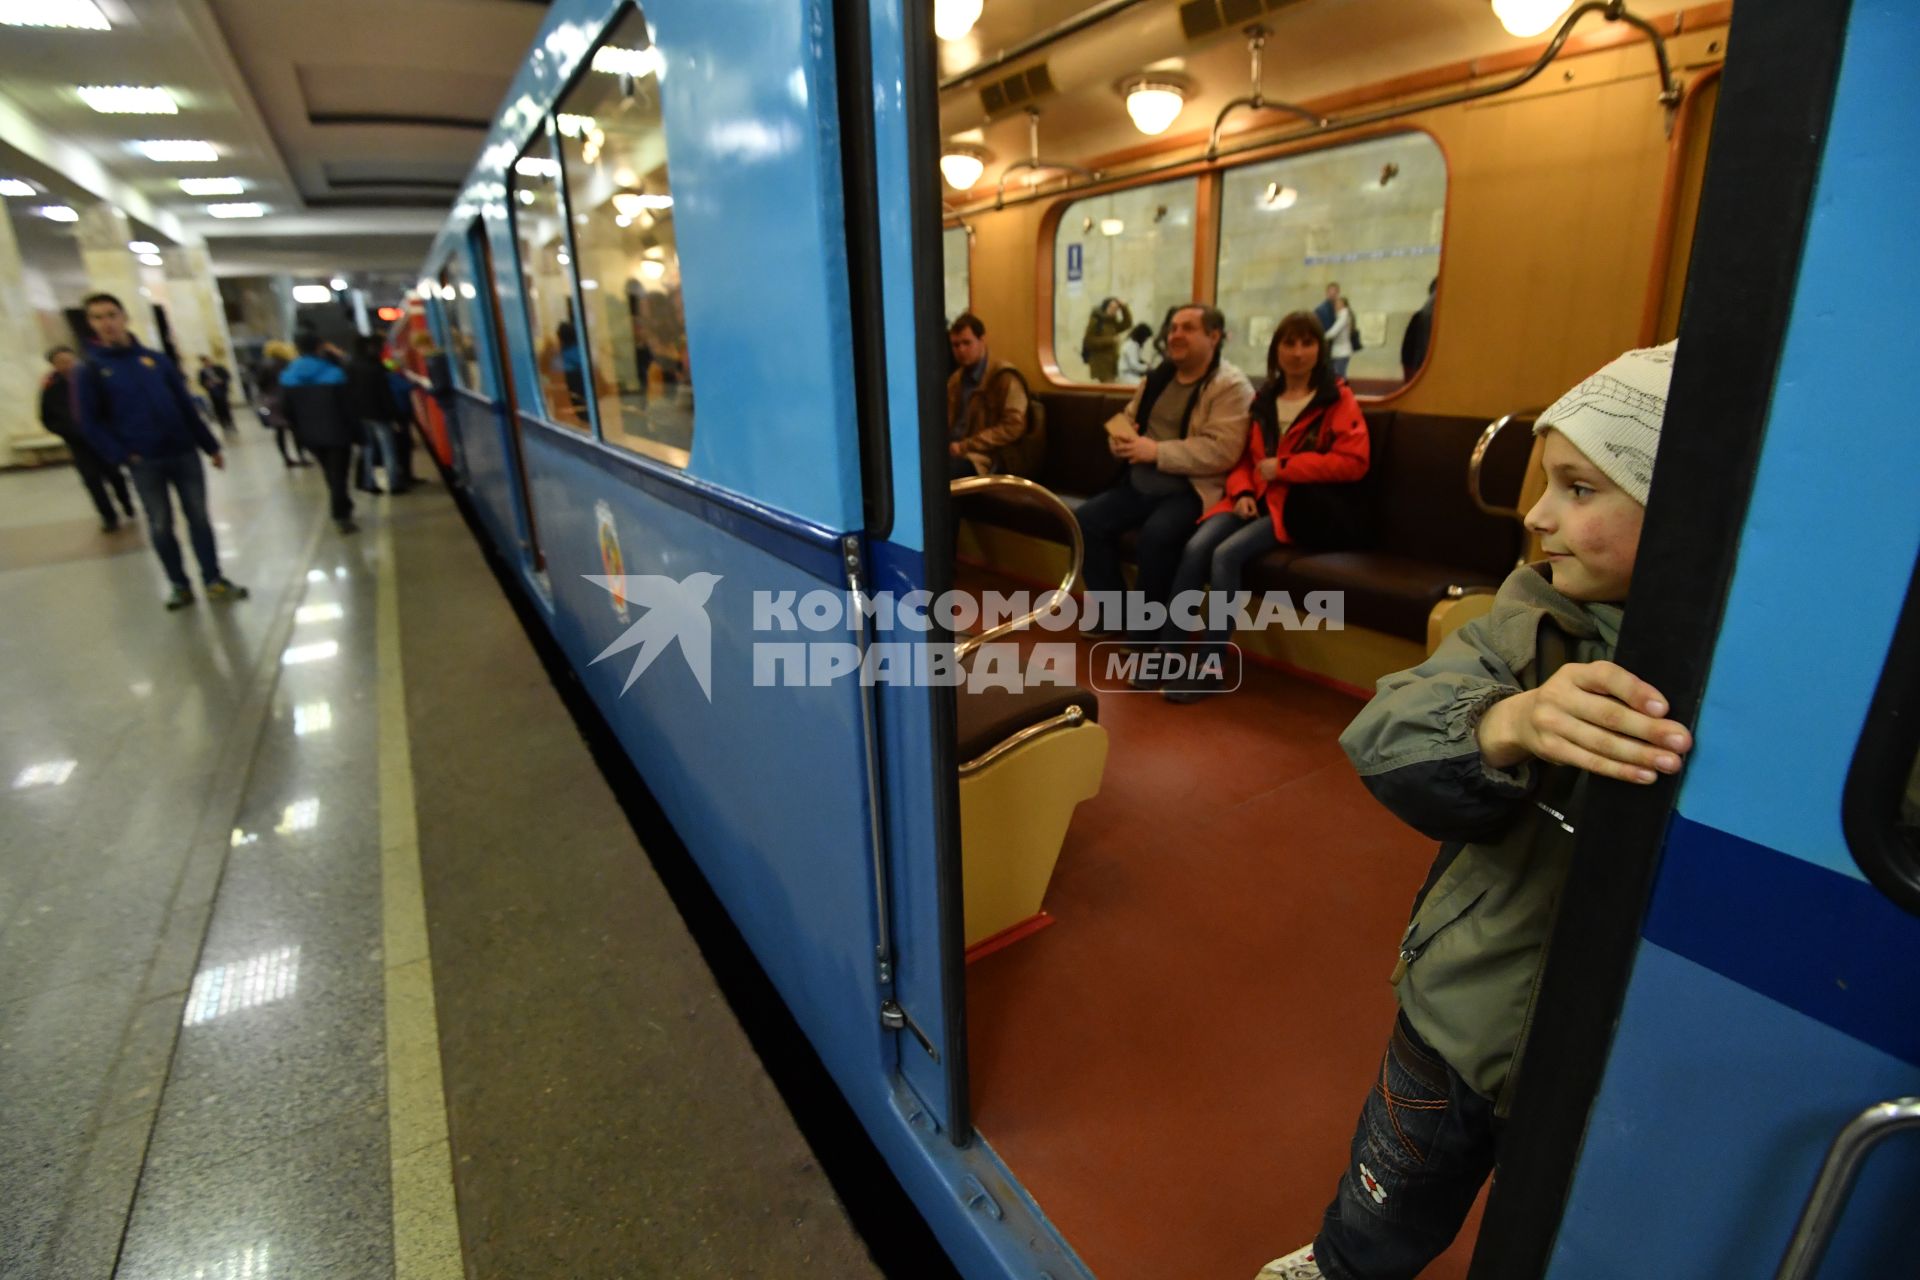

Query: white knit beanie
[1532,339,1677,506]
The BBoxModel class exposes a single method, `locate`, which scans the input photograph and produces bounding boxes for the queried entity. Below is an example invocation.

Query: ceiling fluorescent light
[135,140,218,162]
[128,240,158,253]
[513,156,559,178]
[179,177,244,196]
[0,179,38,197]
[292,285,333,304]
[0,0,110,29]
[138,253,163,266]
[78,85,179,114]
[206,202,264,218]
[39,205,79,222]
[592,45,662,79]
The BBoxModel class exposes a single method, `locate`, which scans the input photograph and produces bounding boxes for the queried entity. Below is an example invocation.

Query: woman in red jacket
[1161,311,1370,702]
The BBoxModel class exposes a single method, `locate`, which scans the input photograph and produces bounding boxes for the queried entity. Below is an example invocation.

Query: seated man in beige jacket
[1080,303,1254,656]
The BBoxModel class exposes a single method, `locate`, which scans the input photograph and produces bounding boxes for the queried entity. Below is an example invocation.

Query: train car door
[1467,3,1920,1275]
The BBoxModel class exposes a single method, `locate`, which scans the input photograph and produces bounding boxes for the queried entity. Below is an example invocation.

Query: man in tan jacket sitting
[1079,303,1254,653]
[946,313,1041,480]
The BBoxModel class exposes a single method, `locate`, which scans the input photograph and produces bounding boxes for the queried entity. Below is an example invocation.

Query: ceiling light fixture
[135,140,218,162]
[330,277,349,291]
[0,0,110,29]
[179,177,244,196]
[1491,0,1572,37]
[938,146,987,191]
[639,259,666,281]
[0,178,38,197]
[1099,218,1124,236]
[128,240,158,253]
[39,205,79,222]
[78,85,179,114]
[138,253,163,266]
[592,45,663,79]
[291,285,333,304]
[933,0,982,41]
[610,191,673,216]
[206,202,265,218]
[513,156,559,178]
[1261,182,1298,210]
[1123,80,1187,136]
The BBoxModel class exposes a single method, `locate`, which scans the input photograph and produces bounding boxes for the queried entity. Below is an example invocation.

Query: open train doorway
[924,2,1736,1275]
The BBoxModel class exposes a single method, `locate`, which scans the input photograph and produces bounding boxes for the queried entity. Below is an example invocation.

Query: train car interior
[929,2,1731,1274]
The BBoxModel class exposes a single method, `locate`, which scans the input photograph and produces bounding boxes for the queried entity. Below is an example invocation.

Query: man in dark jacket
[1400,278,1436,381]
[75,294,248,609]
[279,331,361,533]
[40,345,135,531]
[197,355,236,435]
[348,336,405,494]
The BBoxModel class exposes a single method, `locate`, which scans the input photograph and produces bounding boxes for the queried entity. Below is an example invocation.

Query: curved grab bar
[1774,1098,1920,1280]
[1469,414,1526,519]
[1207,95,1326,161]
[949,474,1084,661]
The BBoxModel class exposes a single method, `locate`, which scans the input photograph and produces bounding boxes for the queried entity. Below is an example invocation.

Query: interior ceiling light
[1124,81,1186,137]
[136,140,219,162]
[0,178,38,197]
[611,191,673,216]
[206,202,265,218]
[639,259,666,281]
[330,277,348,291]
[78,85,179,114]
[555,113,596,139]
[1261,182,1299,209]
[179,177,244,196]
[0,0,110,29]
[933,0,982,42]
[1491,0,1572,37]
[138,253,163,266]
[592,45,662,79]
[128,239,158,253]
[513,156,559,178]
[938,146,986,191]
[39,205,79,222]
[291,285,333,304]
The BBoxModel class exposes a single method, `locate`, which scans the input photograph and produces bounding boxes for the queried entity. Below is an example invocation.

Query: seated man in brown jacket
[946,313,1040,480]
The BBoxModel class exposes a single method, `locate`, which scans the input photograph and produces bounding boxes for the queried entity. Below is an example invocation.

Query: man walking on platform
[40,345,135,532]
[198,355,237,436]
[278,331,362,534]
[75,293,249,610]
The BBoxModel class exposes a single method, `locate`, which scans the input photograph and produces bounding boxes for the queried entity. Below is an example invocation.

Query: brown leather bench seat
[957,390,1534,644]
[955,677,1100,766]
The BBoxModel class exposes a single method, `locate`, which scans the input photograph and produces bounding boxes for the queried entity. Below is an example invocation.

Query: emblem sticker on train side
[595,500,629,624]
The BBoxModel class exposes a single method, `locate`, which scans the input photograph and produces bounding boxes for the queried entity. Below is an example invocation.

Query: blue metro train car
[413,0,1918,1274]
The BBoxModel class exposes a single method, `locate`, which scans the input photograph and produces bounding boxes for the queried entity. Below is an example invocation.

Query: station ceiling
[0,0,550,277]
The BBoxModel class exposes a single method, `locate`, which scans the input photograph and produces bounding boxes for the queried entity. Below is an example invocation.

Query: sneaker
[205,579,250,602]
[1257,1245,1324,1280]
[165,585,195,610]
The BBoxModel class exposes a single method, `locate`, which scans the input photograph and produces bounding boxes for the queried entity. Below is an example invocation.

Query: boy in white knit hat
[1260,343,1695,1280]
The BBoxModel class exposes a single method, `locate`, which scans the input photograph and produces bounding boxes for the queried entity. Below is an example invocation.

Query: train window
[438,253,485,395]
[510,122,589,432]
[1217,132,1446,396]
[552,4,692,468]
[1051,176,1199,386]
[943,224,970,323]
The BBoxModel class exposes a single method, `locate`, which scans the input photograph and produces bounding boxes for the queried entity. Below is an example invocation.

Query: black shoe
[336,519,360,535]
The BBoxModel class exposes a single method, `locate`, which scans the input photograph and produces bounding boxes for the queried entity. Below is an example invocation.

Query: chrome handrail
[950,474,1084,661]
[1775,1098,1920,1280]
[958,704,1087,775]
[1470,414,1525,519]
[1207,26,1325,161]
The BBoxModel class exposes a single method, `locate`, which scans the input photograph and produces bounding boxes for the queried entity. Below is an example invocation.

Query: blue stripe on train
[1642,815,1920,1067]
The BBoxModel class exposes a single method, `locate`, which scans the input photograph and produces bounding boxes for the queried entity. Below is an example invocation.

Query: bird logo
[584,572,723,700]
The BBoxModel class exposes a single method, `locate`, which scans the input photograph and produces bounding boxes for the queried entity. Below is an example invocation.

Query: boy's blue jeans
[1314,1014,1499,1280]
[127,452,222,589]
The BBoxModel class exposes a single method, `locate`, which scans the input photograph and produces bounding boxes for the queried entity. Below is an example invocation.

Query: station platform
[0,433,911,1279]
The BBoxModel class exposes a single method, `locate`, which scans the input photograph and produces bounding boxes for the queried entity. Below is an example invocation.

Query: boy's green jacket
[1339,564,1623,1111]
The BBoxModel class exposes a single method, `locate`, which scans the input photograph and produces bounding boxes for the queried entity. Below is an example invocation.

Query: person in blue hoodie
[75,293,248,610]
[277,330,361,533]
